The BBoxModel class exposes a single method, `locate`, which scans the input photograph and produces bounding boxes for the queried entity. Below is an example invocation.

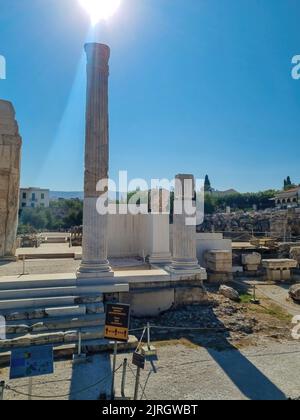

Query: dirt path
[255,284,300,316]
[1,340,300,400]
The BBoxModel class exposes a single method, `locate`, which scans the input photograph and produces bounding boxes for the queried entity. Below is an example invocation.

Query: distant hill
[50,191,122,201]
[50,191,84,200]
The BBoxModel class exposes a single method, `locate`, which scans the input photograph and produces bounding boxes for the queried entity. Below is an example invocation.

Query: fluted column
[167,174,205,279]
[77,43,113,280]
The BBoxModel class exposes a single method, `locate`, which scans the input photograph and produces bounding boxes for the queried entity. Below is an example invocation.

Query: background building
[19,187,50,209]
[274,187,300,209]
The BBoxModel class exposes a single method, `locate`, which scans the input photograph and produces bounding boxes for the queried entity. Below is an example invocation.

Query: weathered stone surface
[167,174,204,278]
[174,287,208,307]
[5,309,45,321]
[219,285,240,302]
[289,284,300,302]
[205,250,232,273]
[31,332,64,346]
[31,322,45,332]
[0,100,22,258]
[81,328,104,341]
[262,259,298,282]
[242,252,262,271]
[6,324,29,335]
[77,43,113,279]
[45,306,85,318]
[86,303,104,314]
[75,295,102,304]
[5,312,25,321]
[290,247,300,266]
[262,259,298,270]
[64,331,78,343]
[198,208,300,242]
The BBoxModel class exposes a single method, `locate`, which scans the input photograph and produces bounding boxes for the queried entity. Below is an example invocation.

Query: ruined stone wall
[198,211,271,237]
[270,208,300,240]
[199,209,300,241]
[0,100,22,258]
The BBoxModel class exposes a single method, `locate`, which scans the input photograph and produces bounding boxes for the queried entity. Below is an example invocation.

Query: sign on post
[104,303,130,342]
[10,346,54,380]
[132,352,145,370]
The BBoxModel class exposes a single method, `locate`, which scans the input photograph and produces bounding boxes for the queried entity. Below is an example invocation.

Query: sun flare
[79,0,121,25]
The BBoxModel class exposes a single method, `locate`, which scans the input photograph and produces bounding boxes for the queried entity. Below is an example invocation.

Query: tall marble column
[77,43,113,280]
[167,174,206,279]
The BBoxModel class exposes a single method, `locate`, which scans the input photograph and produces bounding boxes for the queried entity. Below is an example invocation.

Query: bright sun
[79,0,121,25]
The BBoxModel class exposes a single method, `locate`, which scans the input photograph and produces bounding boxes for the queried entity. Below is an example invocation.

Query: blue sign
[10,346,54,379]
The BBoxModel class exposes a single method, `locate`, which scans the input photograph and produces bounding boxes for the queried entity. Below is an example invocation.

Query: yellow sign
[105,326,129,341]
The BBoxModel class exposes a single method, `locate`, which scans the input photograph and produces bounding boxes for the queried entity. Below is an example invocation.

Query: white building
[274,187,300,209]
[19,188,50,209]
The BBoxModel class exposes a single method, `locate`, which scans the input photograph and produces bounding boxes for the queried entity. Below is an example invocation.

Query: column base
[76,260,114,280]
[148,253,172,265]
[165,259,207,280]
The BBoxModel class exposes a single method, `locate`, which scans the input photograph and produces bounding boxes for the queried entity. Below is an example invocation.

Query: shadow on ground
[69,353,112,401]
[132,294,287,401]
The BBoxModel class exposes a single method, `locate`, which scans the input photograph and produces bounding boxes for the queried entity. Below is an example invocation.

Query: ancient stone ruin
[0,100,21,259]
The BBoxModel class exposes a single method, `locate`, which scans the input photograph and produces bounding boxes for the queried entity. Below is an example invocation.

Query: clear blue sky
[1,0,300,193]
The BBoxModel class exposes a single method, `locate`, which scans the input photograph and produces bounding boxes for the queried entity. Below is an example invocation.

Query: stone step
[2,304,87,321]
[0,285,105,300]
[6,318,105,338]
[17,253,75,260]
[0,286,77,300]
[0,276,76,291]
[2,301,104,320]
[0,296,80,311]
[6,312,105,330]
[0,327,105,351]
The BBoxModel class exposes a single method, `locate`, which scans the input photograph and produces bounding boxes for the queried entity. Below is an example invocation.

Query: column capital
[175,174,195,201]
[85,43,110,71]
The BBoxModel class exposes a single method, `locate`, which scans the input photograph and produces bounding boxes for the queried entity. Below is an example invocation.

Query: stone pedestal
[242,252,262,272]
[77,43,113,281]
[262,259,297,282]
[167,174,206,280]
[205,250,232,272]
[0,100,21,260]
[204,250,233,282]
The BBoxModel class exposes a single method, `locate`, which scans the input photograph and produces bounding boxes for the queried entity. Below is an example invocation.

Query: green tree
[204,175,212,192]
[284,176,296,191]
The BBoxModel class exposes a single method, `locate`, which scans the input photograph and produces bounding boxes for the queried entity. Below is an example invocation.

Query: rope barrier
[127,363,148,400]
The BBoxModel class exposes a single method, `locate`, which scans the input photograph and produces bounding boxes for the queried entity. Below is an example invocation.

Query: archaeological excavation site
[0,0,300,404]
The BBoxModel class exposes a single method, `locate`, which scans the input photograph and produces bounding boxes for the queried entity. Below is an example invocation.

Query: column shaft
[77,43,113,280]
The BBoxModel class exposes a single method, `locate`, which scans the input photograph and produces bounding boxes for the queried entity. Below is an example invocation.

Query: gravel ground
[1,340,300,400]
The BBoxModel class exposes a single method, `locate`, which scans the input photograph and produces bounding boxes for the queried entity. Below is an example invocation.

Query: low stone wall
[198,208,300,241]
[107,213,170,260]
[111,279,208,317]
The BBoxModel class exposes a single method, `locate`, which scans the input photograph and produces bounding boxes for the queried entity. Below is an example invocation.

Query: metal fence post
[0,381,5,400]
[121,358,128,398]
